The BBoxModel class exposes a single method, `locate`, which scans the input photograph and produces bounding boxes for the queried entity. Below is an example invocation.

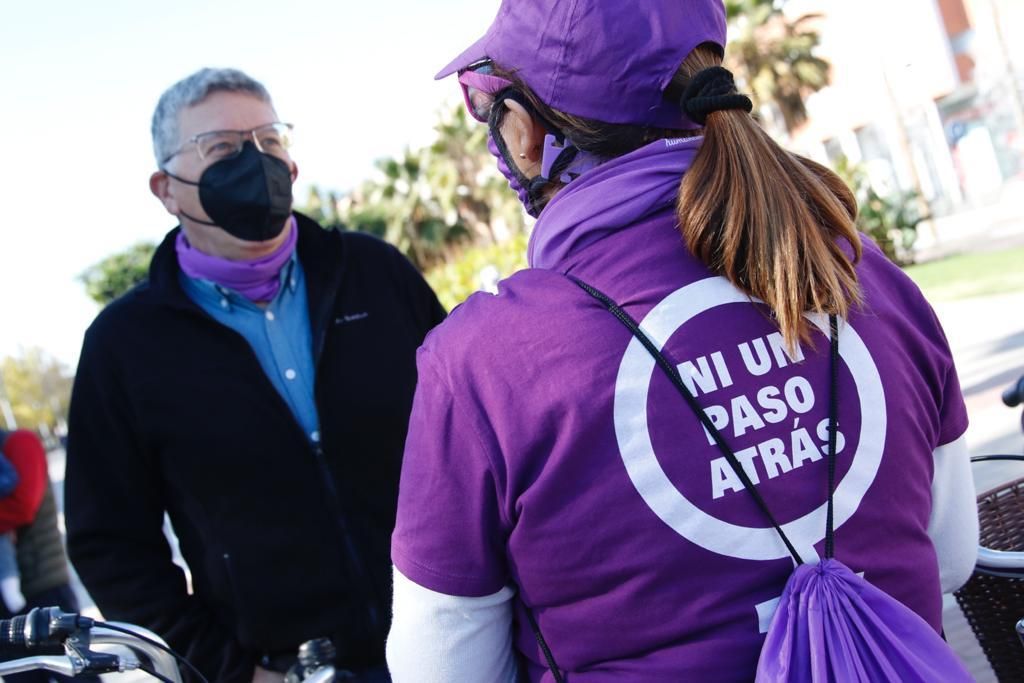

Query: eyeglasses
[162,122,294,165]
[458,61,513,123]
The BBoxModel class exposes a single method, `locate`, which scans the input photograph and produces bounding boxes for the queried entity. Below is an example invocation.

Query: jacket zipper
[308,291,384,637]
[309,441,382,634]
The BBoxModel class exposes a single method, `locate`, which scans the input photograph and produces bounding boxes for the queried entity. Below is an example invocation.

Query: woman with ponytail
[388,2,978,680]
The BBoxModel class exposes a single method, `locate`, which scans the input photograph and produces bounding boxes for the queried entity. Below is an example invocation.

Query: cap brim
[434,34,489,80]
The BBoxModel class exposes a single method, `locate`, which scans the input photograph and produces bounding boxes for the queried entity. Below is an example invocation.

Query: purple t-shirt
[393,206,967,680]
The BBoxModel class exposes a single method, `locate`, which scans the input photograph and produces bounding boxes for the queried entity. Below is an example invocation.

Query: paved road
[933,291,1024,682]
[936,292,1024,463]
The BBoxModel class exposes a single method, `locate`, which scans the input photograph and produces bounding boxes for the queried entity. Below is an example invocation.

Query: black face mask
[164,142,293,242]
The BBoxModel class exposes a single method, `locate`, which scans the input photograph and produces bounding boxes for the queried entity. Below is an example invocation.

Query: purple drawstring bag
[756,558,974,682]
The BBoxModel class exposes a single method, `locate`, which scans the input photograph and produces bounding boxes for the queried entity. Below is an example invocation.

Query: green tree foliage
[0,348,73,435]
[833,157,922,265]
[80,242,156,306]
[427,104,526,248]
[725,0,830,134]
[301,105,527,272]
[349,146,471,269]
[426,232,530,311]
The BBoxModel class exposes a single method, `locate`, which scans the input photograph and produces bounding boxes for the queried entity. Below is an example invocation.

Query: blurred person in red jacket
[0,429,46,568]
[0,428,91,683]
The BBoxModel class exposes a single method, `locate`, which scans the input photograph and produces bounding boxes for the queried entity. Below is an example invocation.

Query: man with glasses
[64,68,445,683]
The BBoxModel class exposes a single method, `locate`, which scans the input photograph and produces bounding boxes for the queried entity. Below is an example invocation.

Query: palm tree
[725,0,831,134]
[335,105,527,271]
[342,142,477,270]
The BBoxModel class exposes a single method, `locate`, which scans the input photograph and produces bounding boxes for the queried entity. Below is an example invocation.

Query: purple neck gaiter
[488,133,532,209]
[488,130,605,219]
[528,137,703,269]
[176,216,298,302]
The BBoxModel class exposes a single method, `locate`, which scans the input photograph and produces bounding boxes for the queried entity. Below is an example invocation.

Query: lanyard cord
[526,609,565,683]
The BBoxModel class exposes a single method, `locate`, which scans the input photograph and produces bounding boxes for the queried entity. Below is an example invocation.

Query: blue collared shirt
[179,253,321,443]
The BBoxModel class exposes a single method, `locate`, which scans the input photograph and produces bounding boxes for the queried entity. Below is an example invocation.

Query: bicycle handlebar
[0,655,80,677]
[0,651,141,677]
[0,609,338,682]
[0,606,89,648]
[0,608,183,681]
[92,622,183,682]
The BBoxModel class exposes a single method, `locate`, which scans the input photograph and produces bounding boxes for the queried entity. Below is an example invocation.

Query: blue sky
[0,0,497,366]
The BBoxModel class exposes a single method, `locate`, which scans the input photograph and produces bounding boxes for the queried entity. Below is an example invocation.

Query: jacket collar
[148,212,346,325]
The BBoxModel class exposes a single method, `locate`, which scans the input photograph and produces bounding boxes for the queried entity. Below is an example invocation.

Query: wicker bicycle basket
[955,471,1024,682]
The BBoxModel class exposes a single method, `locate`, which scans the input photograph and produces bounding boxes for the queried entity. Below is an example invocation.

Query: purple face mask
[489,129,605,218]
[470,69,604,218]
[487,133,533,211]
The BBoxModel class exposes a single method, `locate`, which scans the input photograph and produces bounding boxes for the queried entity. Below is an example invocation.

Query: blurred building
[784,0,1024,217]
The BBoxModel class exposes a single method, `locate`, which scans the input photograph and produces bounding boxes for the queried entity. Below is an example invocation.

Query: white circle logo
[613,277,886,561]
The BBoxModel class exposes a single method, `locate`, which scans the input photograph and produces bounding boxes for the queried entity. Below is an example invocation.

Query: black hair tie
[680,66,753,125]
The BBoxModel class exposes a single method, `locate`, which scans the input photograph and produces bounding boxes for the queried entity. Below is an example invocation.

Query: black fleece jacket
[65,214,445,681]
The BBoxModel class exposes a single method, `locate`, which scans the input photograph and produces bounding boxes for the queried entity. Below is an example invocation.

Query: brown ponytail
[491,52,862,350]
[675,46,862,351]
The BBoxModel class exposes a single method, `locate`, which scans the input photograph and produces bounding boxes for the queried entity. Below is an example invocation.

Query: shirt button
[220,299,229,309]
[311,430,320,442]
[285,369,297,380]
[265,311,275,321]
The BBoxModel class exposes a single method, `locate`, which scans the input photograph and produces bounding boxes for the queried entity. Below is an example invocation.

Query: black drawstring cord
[525,609,566,683]
[824,314,841,559]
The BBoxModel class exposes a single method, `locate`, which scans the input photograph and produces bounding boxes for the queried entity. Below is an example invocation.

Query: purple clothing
[393,142,968,681]
[758,559,974,681]
[529,137,702,269]
[487,134,531,211]
[175,215,297,302]
[435,0,726,130]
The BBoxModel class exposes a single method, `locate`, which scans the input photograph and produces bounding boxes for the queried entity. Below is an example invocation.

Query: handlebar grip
[1003,376,1024,408]
[0,607,91,649]
[0,610,51,648]
[1,614,29,646]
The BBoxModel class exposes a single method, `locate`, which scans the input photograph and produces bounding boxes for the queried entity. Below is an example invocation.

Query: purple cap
[436,0,727,130]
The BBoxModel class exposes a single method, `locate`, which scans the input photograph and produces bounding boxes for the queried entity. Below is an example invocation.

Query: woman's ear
[500,99,547,175]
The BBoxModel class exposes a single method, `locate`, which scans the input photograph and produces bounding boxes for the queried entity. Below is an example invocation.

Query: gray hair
[151,67,274,165]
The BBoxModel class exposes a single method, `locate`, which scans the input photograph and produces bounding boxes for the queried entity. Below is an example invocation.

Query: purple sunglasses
[457,60,604,184]
[457,61,514,123]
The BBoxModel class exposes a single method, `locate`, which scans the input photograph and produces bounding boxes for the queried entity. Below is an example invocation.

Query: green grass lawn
[904,246,1024,302]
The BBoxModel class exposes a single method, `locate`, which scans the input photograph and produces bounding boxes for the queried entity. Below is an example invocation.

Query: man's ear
[501,99,547,168]
[149,171,179,216]
[289,160,299,184]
